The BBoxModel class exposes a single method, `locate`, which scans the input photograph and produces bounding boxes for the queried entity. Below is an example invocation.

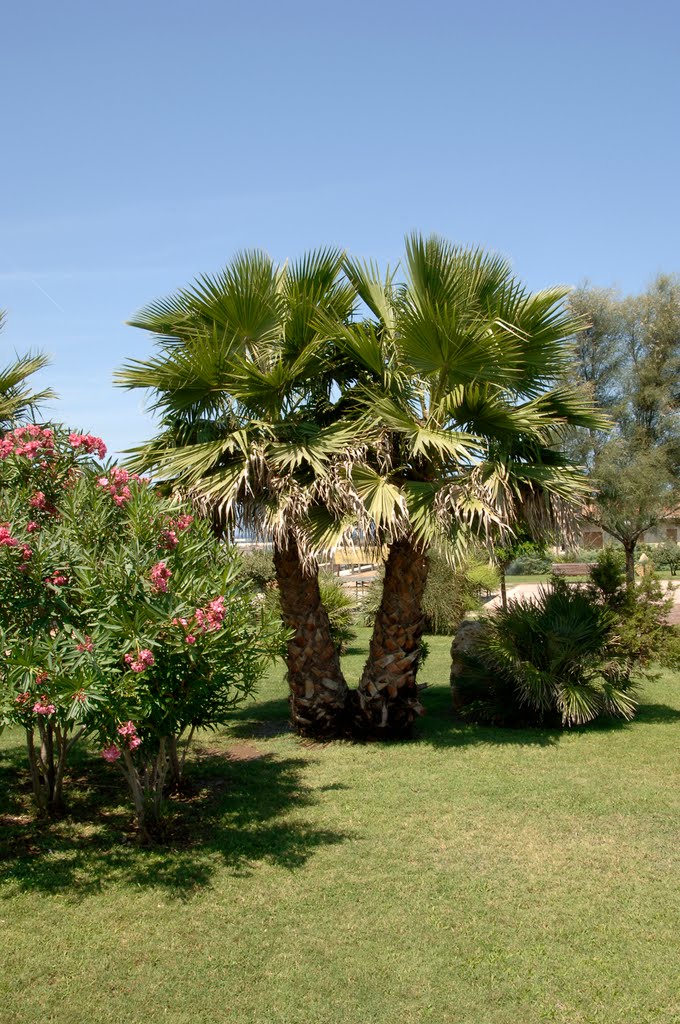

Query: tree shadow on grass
[416,684,680,748]
[415,684,562,749]
[227,696,293,739]
[633,702,680,725]
[0,741,350,900]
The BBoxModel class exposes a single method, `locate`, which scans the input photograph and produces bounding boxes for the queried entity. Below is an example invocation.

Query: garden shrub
[0,425,282,836]
[238,547,277,590]
[587,549,680,669]
[552,547,606,564]
[506,554,552,575]
[646,542,680,576]
[453,579,639,728]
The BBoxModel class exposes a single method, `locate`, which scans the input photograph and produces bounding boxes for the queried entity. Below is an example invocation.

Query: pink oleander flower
[160,528,178,550]
[117,720,138,737]
[48,572,68,586]
[102,744,121,763]
[33,697,56,715]
[15,691,31,706]
[185,634,196,645]
[98,466,136,504]
[26,521,39,533]
[68,432,107,459]
[76,635,94,653]
[124,648,154,672]
[20,544,32,561]
[150,561,171,593]
[72,689,87,703]
[117,721,142,751]
[0,524,18,547]
[35,671,48,685]
[29,491,47,509]
[175,514,193,530]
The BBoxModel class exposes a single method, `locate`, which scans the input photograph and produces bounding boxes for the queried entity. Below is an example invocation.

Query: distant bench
[551,562,590,578]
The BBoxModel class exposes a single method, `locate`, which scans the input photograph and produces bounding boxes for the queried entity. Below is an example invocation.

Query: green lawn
[2,630,680,1024]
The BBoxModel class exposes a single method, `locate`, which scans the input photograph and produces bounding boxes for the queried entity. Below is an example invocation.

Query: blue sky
[2,0,679,456]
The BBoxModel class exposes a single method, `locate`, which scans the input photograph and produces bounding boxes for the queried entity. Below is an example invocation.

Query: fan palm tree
[328,234,610,737]
[115,250,359,737]
[0,310,55,432]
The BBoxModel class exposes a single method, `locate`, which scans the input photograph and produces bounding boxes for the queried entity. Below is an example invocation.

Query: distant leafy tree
[568,277,680,582]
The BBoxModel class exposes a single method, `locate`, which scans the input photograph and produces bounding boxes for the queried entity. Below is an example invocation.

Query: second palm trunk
[354,539,429,738]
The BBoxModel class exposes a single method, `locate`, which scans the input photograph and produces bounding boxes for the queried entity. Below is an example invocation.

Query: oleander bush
[0,425,282,837]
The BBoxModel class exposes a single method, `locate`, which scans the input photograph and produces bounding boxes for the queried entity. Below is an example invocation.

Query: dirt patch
[0,814,33,827]
[226,742,267,762]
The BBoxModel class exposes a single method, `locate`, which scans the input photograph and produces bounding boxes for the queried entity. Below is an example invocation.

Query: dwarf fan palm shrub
[453,582,638,727]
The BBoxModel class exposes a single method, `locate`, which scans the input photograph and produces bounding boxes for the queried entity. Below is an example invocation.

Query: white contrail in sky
[30,278,66,313]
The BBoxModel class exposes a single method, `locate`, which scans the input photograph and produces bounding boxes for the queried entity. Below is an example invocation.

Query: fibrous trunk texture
[274,532,349,738]
[353,539,429,739]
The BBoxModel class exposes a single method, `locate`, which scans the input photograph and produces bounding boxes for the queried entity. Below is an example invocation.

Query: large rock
[449,619,486,708]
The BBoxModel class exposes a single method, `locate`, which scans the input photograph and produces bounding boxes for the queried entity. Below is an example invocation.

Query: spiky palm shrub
[453,582,638,728]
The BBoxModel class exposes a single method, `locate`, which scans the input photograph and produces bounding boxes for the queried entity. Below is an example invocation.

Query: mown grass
[2,629,680,1024]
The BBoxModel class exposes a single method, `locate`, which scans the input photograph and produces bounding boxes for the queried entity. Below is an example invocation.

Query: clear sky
[2,0,679,456]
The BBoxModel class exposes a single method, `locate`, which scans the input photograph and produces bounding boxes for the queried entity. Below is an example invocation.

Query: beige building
[575,519,679,549]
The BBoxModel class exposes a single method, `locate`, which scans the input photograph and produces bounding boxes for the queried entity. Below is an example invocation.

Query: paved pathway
[485,580,680,624]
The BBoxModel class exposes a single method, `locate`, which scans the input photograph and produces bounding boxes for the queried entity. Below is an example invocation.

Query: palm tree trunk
[274,532,349,738]
[353,539,429,739]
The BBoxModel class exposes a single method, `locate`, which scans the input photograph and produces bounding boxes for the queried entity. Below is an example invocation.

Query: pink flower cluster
[76,635,94,653]
[33,696,56,715]
[150,561,172,592]
[15,691,31,707]
[0,425,55,461]
[68,433,107,459]
[0,523,17,548]
[96,467,145,506]
[102,721,142,761]
[47,571,68,586]
[1,524,33,562]
[173,595,226,643]
[124,648,155,673]
[158,514,192,551]
[117,720,142,750]
[196,595,226,632]
[29,491,47,509]
[159,528,178,550]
